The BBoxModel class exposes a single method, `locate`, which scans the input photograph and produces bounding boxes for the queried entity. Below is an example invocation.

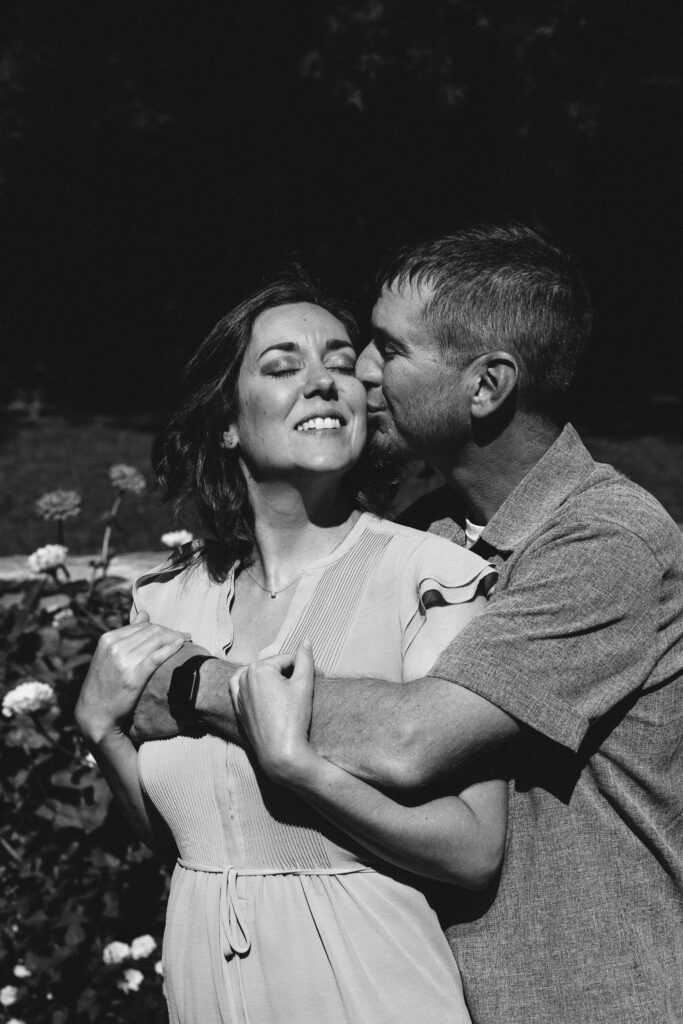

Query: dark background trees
[1,0,681,429]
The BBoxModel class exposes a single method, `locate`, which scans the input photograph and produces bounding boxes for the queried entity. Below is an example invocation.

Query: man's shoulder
[553,458,682,564]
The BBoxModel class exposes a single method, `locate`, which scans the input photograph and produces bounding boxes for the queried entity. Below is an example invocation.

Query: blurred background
[1,0,681,553]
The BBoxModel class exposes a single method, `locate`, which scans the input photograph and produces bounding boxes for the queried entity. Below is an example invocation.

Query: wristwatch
[167,655,215,727]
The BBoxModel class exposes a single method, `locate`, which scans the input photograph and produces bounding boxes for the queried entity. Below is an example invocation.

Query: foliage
[0,571,170,1024]
[0,0,680,418]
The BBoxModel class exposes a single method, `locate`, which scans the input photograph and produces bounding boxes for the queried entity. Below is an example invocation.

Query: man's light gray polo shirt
[403,424,683,1024]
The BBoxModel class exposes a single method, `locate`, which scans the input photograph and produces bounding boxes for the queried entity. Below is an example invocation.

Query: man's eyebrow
[257,338,355,360]
[371,324,405,349]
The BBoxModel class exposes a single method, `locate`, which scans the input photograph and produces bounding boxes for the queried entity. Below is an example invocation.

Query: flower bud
[130,934,158,960]
[27,544,68,573]
[102,940,131,965]
[2,681,56,718]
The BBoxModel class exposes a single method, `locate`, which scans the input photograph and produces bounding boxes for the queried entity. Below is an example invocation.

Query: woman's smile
[295,415,343,432]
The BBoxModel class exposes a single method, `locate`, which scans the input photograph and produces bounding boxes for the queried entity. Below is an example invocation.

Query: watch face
[168,656,207,725]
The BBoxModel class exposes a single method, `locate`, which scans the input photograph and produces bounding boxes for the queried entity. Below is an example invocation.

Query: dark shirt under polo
[401,424,683,1024]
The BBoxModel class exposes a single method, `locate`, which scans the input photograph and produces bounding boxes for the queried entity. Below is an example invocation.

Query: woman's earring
[221,430,238,450]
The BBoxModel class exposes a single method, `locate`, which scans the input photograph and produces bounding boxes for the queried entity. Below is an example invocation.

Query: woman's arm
[275,755,505,889]
[231,644,507,888]
[75,616,188,855]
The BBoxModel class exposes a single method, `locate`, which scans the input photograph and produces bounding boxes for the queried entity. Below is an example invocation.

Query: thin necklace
[243,512,362,599]
[244,565,303,599]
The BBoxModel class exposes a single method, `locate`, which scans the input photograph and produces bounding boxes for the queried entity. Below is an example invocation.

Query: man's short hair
[377,223,593,418]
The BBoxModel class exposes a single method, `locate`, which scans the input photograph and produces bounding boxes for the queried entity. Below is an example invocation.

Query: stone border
[0,552,165,585]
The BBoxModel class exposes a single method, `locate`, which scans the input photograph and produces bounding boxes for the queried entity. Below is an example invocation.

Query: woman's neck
[245,477,359,590]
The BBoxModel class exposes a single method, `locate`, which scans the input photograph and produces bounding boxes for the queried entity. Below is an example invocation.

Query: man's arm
[130,644,243,744]
[310,674,520,788]
[132,640,519,789]
[131,646,300,749]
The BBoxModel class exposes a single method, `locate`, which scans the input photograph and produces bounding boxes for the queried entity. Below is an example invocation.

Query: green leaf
[64,918,86,946]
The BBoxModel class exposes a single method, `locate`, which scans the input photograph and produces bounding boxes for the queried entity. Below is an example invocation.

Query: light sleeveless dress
[133,513,495,1024]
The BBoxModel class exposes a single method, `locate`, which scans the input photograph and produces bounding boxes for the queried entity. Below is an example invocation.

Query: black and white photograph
[1,3,681,1022]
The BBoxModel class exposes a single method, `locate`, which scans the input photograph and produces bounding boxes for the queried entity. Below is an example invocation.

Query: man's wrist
[193,657,243,743]
[167,654,217,727]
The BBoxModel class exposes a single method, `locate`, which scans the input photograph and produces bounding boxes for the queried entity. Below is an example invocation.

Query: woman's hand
[229,641,322,785]
[75,611,190,746]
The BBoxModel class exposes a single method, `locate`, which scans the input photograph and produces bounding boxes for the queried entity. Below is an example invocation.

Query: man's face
[356,279,469,464]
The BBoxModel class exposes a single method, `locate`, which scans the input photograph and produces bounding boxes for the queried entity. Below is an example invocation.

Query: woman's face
[225,302,367,483]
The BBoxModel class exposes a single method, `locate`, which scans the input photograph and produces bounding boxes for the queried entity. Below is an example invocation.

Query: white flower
[43,594,70,615]
[12,965,30,979]
[2,681,56,718]
[117,968,144,994]
[160,530,194,549]
[109,464,146,494]
[154,960,164,976]
[52,608,75,628]
[102,940,131,965]
[34,489,81,522]
[27,544,68,573]
[0,985,19,1007]
[130,934,157,960]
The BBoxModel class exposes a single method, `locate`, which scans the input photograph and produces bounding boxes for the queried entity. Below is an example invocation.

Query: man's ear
[470,352,518,419]
[221,427,239,450]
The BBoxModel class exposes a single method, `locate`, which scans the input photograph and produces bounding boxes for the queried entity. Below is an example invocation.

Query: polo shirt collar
[479,423,595,553]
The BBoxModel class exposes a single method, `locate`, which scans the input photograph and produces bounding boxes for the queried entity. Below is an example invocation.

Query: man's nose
[356,342,383,388]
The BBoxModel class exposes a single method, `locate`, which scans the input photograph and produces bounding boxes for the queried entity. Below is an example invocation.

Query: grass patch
[0,416,200,557]
[1,417,681,557]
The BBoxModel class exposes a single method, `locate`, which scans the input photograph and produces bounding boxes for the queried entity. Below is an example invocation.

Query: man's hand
[130,641,212,744]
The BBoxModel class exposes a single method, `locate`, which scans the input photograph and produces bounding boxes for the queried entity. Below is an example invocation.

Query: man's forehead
[371,278,434,331]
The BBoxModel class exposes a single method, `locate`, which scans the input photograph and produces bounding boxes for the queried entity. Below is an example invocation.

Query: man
[133,224,683,1023]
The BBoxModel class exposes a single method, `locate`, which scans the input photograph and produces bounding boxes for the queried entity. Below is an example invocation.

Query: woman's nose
[303,366,337,398]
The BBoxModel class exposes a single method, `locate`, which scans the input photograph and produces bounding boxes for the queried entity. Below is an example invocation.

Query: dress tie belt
[177,858,373,960]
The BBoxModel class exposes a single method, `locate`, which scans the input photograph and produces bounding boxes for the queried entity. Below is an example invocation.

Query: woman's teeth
[296,417,342,432]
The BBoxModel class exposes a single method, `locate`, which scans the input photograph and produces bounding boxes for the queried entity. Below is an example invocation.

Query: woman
[76,271,504,1024]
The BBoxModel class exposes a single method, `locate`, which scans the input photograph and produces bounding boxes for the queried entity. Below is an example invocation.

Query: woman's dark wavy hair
[153,267,395,582]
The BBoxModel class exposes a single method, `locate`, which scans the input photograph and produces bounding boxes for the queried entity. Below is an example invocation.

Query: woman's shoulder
[362,513,490,572]
[359,514,496,619]
[133,541,220,603]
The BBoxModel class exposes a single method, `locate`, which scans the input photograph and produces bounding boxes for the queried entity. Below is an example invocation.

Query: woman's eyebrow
[324,338,356,352]
[258,341,299,360]
[258,338,353,360]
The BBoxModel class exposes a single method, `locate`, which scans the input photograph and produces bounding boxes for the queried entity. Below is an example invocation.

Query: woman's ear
[470,352,518,419]
[221,427,239,450]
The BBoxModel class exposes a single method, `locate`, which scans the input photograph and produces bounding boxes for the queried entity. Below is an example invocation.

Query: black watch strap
[167,654,215,726]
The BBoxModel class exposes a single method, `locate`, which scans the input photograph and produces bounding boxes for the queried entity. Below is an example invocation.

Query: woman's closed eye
[267,366,300,378]
[265,360,356,378]
[327,361,356,375]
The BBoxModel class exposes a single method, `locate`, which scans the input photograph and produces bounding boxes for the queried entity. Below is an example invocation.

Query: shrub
[0,573,170,1023]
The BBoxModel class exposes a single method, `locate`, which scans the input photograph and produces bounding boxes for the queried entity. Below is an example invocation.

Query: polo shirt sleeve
[429,519,663,751]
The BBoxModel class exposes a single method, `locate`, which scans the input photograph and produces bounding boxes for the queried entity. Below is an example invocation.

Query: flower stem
[99,494,122,578]
[31,713,78,759]
[0,836,22,864]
